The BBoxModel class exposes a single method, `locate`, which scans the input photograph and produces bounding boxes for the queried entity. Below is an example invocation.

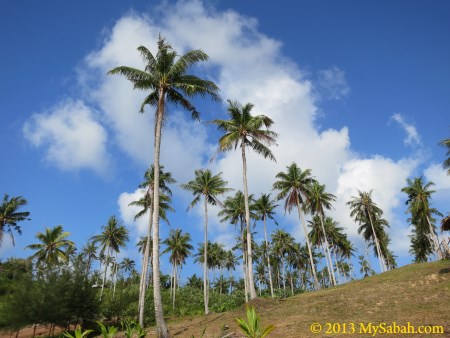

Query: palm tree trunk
[240,220,249,303]
[169,265,173,301]
[241,143,257,299]
[263,215,275,298]
[100,250,110,300]
[296,202,320,289]
[281,256,286,297]
[319,214,336,286]
[367,211,386,272]
[172,263,177,311]
[151,88,170,338]
[112,257,118,299]
[139,203,153,327]
[203,196,209,314]
[426,215,443,260]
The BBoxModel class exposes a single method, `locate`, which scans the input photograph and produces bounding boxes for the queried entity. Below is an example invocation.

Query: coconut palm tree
[162,228,193,310]
[347,190,387,272]
[218,191,258,302]
[80,240,97,277]
[91,216,129,299]
[26,225,75,272]
[181,169,230,314]
[130,165,175,327]
[306,182,337,286]
[358,255,374,277]
[271,229,295,296]
[211,100,278,300]
[0,194,30,247]
[273,163,320,289]
[254,194,278,297]
[402,177,443,261]
[225,250,238,293]
[108,36,219,338]
[120,258,136,280]
[439,136,450,175]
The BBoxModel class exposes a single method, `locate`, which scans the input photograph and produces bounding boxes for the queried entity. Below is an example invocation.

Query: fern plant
[236,306,274,338]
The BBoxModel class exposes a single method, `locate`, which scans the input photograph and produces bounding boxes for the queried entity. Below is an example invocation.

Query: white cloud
[23,99,109,173]
[424,163,450,214]
[390,113,421,146]
[22,0,423,263]
[317,67,350,100]
[98,1,419,260]
[118,189,148,236]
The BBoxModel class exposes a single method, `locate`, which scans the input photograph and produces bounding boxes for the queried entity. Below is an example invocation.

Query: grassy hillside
[156,260,450,337]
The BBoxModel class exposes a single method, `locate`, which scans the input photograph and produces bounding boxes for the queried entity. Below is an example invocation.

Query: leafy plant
[62,326,93,338]
[236,306,274,338]
[97,321,118,338]
[121,319,146,338]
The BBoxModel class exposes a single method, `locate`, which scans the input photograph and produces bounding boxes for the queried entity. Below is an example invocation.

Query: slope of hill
[159,260,450,337]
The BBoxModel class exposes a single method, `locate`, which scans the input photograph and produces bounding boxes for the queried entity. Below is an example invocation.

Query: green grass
[151,260,450,337]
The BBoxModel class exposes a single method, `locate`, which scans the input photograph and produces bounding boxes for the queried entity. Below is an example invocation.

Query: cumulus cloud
[390,113,421,146]
[23,99,109,173]
[23,0,423,263]
[93,1,419,259]
[317,67,350,100]
[424,163,450,209]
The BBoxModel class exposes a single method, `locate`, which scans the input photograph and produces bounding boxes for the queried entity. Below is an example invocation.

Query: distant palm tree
[254,194,278,297]
[91,216,129,299]
[439,136,450,175]
[402,177,443,261]
[273,163,320,289]
[120,258,136,280]
[130,165,175,327]
[182,169,231,314]
[218,191,258,302]
[26,225,75,271]
[306,182,337,286]
[108,36,219,338]
[358,255,374,277]
[0,194,30,247]
[80,240,97,277]
[162,228,193,310]
[211,100,278,300]
[225,250,238,293]
[347,190,387,272]
[271,229,295,296]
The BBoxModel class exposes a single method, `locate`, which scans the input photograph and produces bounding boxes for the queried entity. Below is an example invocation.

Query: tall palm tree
[80,240,97,277]
[273,163,320,289]
[218,191,258,302]
[91,216,129,299]
[181,169,231,314]
[225,250,238,293]
[271,229,295,295]
[402,177,443,260]
[306,182,337,286]
[439,136,450,175]
[129,165,175,327]
[26,225,75,271]
[162,228,193,310]
[254,194,278,297]
[347,190,387,272]
[108,36,219,338]
[120,258,136,281]
[0,194,30,247]
[211,100,278,300]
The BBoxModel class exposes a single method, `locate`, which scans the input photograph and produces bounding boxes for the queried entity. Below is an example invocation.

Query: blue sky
[1,0,449,281]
